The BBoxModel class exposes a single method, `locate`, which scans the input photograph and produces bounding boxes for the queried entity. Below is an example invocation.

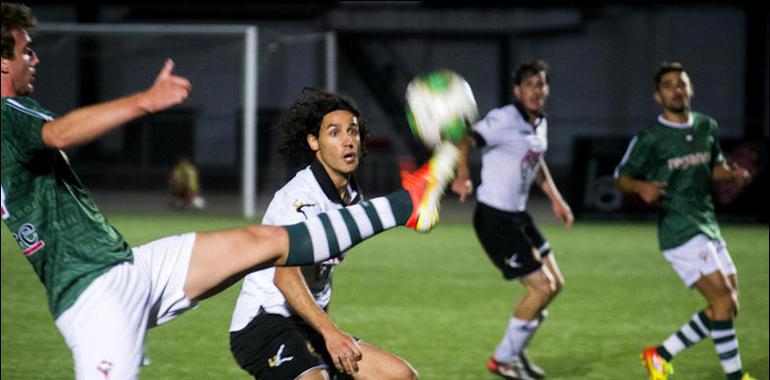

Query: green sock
[284,190,411,265]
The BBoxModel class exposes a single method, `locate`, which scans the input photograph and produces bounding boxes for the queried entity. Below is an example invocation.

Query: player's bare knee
[530,279,554,299]
[711,293,737,318]
[389,362,419,380]
[551,276,564,295]
[297,368,330,380]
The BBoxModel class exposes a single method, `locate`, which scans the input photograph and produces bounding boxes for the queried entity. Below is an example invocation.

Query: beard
[664,98,689,114]
[666,105,687,114]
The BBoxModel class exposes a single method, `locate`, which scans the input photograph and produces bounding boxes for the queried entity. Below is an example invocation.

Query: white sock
[493,316,541,363]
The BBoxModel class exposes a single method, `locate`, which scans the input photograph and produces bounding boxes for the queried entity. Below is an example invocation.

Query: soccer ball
[405,69,478,149]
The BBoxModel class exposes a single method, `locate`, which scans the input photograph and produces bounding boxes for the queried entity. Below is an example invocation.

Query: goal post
[37,23,260,218]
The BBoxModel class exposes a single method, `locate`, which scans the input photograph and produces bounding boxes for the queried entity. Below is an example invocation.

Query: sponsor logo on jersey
[268,344,294,368]
[13,223,46,256]
[667,152,711,171]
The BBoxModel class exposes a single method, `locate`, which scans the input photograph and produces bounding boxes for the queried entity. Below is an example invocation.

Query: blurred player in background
[168,156,206,210]
[230,88,418,380]
[1,3,457,378]
[452,60,573,380]
[615,62,754,380]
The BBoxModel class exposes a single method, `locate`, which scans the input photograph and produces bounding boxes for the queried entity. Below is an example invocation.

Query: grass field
[2,215,768,379]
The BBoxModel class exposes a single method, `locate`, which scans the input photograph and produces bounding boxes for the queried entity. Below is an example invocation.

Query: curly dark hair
[1,3,36,60]
[277,87,370,165]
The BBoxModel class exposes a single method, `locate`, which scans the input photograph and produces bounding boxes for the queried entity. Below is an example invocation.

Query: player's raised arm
[41,59,191,149]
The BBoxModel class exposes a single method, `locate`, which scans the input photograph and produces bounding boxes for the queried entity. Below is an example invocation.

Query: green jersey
[1,97,133,319]
[615,112,725,250]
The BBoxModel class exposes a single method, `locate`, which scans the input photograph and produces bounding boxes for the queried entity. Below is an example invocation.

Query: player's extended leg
[488,257,562,379]
[349,341,419,380]
[185,143,460,301]
[694,271,748,380]
[514,254,562,321]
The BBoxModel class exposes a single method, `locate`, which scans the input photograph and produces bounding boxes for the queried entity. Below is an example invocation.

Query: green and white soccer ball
[405,69,479,149]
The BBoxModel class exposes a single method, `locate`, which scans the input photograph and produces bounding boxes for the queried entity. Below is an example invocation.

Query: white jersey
[474,103,548,212]
[230,161,360,332]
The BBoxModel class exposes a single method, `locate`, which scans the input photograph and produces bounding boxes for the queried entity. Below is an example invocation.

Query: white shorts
[55,233,198,380]
[662,234,737,288]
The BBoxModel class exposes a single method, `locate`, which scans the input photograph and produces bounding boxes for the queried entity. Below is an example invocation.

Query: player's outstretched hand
[730,163,752,188]
[140,59,192,113]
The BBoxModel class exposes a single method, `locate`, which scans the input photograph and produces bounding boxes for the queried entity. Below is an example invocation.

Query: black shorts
[230,313,336,380]
[473,202,551,280]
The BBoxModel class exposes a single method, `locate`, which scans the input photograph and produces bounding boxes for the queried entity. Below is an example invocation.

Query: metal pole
[325,31,337,93]
[242,26,258,219]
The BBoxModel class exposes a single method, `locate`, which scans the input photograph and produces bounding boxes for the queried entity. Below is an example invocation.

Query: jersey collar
[513,100,546,128]
[310,159,361,206]
[657,113,694,129]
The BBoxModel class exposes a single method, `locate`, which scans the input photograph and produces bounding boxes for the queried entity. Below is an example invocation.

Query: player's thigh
[185,225,287,300]
[55,265,149,380]
[693,270,734,307]
[349,341,418,380]
[230,314,326,380]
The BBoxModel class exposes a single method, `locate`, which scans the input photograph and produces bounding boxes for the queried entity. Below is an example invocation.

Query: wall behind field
[26,2,769,210]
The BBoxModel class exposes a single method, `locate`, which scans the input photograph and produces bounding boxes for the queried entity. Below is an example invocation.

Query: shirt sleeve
[709,119,726,167]
[614,131,653,179]
[1,101,49,155]
[472,107,511,148]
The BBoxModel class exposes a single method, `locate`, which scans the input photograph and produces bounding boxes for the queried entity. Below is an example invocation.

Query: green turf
[2,216,768,379]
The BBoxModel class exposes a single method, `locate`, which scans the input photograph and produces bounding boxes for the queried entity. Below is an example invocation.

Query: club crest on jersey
[684,133,695,148]
[13,223,46,256]
[292,200,316,219]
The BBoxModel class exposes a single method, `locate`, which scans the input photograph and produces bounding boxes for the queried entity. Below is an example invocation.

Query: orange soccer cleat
[400,142,460,232]
[641,347,674,380]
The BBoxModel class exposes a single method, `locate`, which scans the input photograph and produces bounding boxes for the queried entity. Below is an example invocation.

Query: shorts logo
[96,360,113,379]
[268,344,294,368]
[506,253,522,268]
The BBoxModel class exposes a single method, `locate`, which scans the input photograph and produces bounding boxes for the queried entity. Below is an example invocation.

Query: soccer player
[1,3,457,379]
[229,88,419,380]
[615,62,755,380]
[452,59,573,380]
